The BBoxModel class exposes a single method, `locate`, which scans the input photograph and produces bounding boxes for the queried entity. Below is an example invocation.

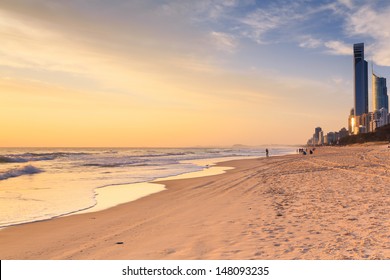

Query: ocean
[0,147,296,228]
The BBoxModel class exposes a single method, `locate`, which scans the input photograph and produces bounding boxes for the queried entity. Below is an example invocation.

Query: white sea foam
[0,165,43,180]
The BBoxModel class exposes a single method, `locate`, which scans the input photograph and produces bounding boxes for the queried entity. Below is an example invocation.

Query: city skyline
[3,1,390,146]
[308,41,389,145]
[351,41,389,135]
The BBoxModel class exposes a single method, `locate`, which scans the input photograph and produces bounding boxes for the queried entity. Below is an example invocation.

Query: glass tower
[372,73,388,111]
[353,43,368,116]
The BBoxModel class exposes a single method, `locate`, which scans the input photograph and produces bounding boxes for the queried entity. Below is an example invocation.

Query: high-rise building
[314,127,322,140]
[378,107,388,127]
[353,43,368,116]
[348,108,355,135]
[326,132,336,145]
[318,130,324,145]
[372,73,388,111]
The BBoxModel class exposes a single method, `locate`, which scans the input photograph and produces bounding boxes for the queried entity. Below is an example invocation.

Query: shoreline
[0,145,389,259]
[76,156,243,215]
[0,154,261,229]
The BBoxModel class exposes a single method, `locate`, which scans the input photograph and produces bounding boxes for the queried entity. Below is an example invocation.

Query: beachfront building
[315,127,322,139]
[360,113,371,133]
[372,73,388,111]
[358,126,366,134]
[318,130,324,145]
[353,114,364,134]
[367,108,388,131]
[339,127,348,139]
[326,132,336,145]
[369,111,378,132]
[377,107,388,127]
[306,127,347,145]
[353,43,368,117]
[348,108,355,135]
[310,127,323,145]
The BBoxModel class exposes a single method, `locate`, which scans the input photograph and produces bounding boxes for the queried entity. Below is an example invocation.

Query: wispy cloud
[210,31,238,53]
[0,9,92,74]
[159,0,251,21]
[229,1,349,47]
[337,0,354,9]
[324,40,352,55]
[295,1,390,59]
[345,4,390,65]
[299,37,352,56]
[0,1,225,84]
[299,35,323,49]
[238,3,304,44]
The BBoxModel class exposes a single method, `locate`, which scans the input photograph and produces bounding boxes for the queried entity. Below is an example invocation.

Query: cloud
[338,0,354,9]
[0,2,225,81]
[210,31,237,53]
[236,1,349,45]
[345,4,390,66]
[299,36,323,49]
[159,0,253,21]
[324,40,352,55]
[346,5,384,38]
[0,9,93,74]
[239,3,304,44]
[295,2,390,62]
[332,76,344,85]
[299,36,352,56]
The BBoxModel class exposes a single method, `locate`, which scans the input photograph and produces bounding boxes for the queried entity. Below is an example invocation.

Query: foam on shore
[76,156,249,215]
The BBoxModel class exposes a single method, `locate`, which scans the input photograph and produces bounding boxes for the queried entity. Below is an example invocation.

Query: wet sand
[0,145,389,259]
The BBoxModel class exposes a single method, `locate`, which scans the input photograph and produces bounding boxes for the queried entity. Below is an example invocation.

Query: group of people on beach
[297,148,315,155]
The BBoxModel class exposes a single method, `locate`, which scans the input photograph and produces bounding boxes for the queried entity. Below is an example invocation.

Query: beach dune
[0,145,389,260]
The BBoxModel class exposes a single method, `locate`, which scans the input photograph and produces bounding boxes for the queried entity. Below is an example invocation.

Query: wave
[83,163,125,168]
[0,165,43,180]
[0,152,92,164]
[82,160,150,168]
[138,152,191,158]
[20,152,91,157]
[0,156,29,163]
[0,154,55,163]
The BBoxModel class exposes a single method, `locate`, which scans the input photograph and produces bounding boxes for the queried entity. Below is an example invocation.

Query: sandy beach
[0,145,389,260]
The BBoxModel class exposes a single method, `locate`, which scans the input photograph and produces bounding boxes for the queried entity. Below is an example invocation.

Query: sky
[1,0,390,147]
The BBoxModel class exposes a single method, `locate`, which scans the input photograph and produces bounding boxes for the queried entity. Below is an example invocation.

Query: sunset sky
[2,0,390,147]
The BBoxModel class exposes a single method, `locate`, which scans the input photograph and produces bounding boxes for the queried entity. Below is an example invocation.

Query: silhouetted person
[266,148,269,157]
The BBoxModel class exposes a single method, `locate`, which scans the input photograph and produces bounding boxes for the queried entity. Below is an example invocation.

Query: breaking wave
[82,160,150,168]
[0,156,29,163]
[21,152,90,157]
[0,152,92,164]
[0,165,43,181]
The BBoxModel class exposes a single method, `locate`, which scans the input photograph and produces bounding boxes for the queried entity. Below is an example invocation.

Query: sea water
[0,147,296,228]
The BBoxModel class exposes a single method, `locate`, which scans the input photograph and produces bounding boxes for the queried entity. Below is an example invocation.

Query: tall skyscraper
[353,43,368,116]
[372,72,388,111]
[314,127,322,140]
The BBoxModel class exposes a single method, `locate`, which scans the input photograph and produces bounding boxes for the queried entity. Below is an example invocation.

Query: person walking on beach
[265,148,269,157]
